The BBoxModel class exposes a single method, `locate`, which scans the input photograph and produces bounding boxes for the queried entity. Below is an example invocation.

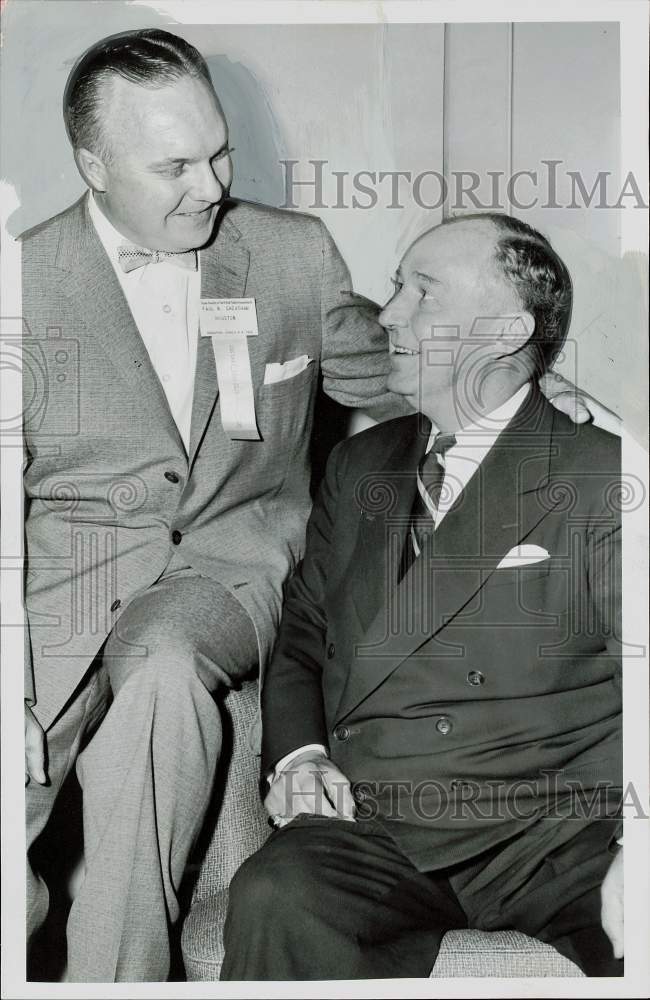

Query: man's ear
[74,148,109,193]
[496,312,535,355]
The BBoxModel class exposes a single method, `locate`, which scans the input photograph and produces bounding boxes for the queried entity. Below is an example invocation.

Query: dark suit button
[171,530,183,545]
[436,717,452,735]
[327,643,335,659]
[164,471,180,484]
[110,599,121,612]
[467,670,485,686]
[333,725,350,742]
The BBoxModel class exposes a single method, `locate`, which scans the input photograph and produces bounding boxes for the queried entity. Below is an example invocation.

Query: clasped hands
[264,750,356,826]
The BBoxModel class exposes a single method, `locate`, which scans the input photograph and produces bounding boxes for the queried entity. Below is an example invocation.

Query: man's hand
[601,846,624,959]
[25,701,47,785]
[264,751,355,826]
[539,371,621,434]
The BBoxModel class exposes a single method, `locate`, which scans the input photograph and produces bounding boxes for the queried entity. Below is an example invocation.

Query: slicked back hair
[63,28,214,159]
[443,212,573,374]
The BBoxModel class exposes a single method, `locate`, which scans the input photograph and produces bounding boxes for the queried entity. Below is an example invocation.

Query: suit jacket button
[164,471,180,484]
[436,717,452,735]
[333,725,350,742]
[110,599,121,612]
[467,670,485,686]
[171,529,183,545]
[327,642,335,659]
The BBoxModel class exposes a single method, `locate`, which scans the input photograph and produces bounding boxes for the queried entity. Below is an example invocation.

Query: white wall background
[2,3,646,436]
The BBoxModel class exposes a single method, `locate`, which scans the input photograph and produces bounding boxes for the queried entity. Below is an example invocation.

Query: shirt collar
[87,190,136,265]
[427,383,531,452]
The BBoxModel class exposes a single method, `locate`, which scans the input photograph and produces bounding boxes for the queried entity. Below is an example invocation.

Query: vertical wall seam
[442,22,449,219]
[506,21,514,215]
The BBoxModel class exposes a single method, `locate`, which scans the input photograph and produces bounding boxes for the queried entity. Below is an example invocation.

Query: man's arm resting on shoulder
[538,371,622,433]
[317,220,410,422]
[261,439,354,823]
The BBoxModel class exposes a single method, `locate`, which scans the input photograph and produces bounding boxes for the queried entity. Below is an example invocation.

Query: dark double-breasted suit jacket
[262,387,622,882]
[21,194,402,730]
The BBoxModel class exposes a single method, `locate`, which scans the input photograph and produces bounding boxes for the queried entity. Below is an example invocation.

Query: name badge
[200,297,259,338]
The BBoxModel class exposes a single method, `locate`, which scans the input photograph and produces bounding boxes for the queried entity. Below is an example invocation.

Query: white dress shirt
[88,192,200,452]
[410,383,531,556]
[271,383,532,785]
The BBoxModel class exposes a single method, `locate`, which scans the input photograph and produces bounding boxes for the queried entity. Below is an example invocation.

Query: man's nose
[189,161,225,204]
[379,295,406,331]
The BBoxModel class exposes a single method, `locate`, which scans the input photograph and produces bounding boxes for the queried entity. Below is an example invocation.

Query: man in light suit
[221,213,624,979]
[21,28,410,982]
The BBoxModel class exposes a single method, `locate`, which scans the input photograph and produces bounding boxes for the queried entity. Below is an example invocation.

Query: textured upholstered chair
[180,680,583,980]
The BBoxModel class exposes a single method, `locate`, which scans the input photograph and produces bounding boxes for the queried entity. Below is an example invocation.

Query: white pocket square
[263,355,313,385]
[496,544,550,568]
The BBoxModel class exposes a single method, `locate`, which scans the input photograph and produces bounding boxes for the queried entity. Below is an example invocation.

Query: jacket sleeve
[317,220,412,422]
[261,438,348,775]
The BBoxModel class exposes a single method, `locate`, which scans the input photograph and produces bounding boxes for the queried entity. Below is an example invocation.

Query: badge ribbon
[200,297,261,441]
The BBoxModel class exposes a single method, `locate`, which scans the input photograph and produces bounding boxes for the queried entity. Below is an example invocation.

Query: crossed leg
[28,569,257,983]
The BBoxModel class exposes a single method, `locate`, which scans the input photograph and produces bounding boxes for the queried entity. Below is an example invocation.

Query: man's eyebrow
[148,156,188,168]
[414,271,441,287]
[148,143,231,169]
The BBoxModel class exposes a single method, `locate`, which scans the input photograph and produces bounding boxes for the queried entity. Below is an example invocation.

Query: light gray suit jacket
[22,194,403,729]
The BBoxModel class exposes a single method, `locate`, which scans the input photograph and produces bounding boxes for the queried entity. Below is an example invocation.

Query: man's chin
[386,374,416,401]
[167,208,218,250]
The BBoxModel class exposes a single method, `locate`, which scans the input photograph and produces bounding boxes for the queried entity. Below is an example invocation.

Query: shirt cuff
[267,744,329,786]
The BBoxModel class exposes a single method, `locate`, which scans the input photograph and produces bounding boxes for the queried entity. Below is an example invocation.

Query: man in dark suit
[221,213,623,979]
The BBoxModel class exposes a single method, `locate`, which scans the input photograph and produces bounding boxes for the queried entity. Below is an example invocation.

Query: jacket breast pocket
[259,361,316,401]
[255,364,317,490]
[487,561,552,589]
[481,561,561,625]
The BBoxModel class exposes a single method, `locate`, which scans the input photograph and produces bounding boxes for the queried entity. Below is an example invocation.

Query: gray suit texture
[22,194,402,980]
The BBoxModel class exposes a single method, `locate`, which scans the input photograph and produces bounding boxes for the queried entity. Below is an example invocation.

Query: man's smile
[174,204,217,218]
[390,342,418,355]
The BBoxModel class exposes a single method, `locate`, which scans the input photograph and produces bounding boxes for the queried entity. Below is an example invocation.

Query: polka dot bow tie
[117,244,198,273]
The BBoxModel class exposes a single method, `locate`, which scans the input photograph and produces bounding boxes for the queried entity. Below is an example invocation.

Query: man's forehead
[402,219,498,273]
[106,72,223,123]
[104,73,226,154]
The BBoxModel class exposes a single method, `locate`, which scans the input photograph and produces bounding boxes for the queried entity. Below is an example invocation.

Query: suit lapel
[188,207,251,465]
[347,413,430,630]
[56,198,185,454]
[335,386,562,723]
[429,384,555,605]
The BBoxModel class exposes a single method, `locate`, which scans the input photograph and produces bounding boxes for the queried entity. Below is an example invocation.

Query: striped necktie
[407,431,457,566]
